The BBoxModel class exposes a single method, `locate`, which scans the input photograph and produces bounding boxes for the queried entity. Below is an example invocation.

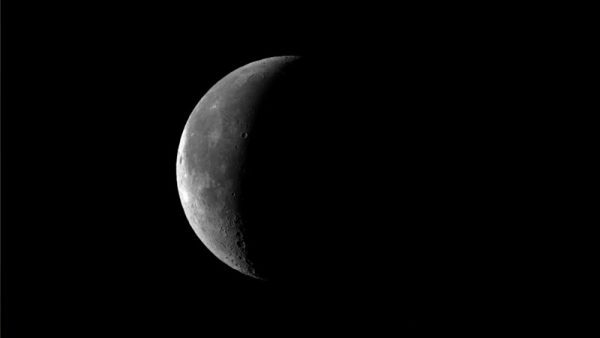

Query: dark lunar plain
[1,3,550,335]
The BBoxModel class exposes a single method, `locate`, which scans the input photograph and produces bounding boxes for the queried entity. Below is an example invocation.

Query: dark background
[2,3,552,335]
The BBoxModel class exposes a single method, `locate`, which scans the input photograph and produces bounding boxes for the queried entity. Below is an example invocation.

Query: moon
[176,56,308,280]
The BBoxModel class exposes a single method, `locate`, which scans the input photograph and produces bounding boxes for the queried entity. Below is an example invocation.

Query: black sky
[1,2,549,335]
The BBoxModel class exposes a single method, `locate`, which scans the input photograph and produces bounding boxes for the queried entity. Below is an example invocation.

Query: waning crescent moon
[176,56,301,279]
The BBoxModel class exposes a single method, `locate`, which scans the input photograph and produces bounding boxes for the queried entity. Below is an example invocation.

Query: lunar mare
[176,56,300,279]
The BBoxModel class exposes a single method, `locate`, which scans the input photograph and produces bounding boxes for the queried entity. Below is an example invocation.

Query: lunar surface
[176,56,306,280]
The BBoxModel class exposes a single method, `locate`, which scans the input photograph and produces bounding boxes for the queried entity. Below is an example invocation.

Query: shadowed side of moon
[177,55,381,282]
